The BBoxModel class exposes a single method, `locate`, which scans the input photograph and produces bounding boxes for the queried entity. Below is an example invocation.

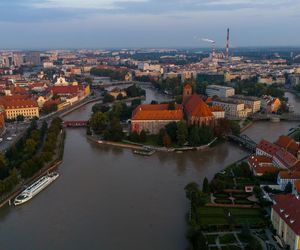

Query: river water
[0,89,299,250]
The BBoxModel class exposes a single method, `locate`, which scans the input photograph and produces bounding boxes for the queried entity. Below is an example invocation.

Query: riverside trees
[0,118,63,196]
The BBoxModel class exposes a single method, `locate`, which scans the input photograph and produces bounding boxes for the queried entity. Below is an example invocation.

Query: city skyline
[0,0,300,49]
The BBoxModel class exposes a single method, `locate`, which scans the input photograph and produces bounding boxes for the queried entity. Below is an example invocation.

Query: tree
[25,139,38,155]
[103,93,115,103]
[16,115,24,122]
[202,177,210,193]
[176,121,188,146]
[131,99,141,108]
[229,121,241,136]
[165,122,178,143]
[167,101,176,110]
[104,117,124,142]
[188,126,201,146]
[89,112,108,134]
[163,132,172,148]
[140,130,147,143]
[92,104,110,114]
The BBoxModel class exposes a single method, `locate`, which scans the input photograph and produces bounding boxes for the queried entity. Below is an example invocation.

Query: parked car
[6,137,12,141]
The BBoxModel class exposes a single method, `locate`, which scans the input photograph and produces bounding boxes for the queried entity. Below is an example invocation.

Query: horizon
[0,0,300,48]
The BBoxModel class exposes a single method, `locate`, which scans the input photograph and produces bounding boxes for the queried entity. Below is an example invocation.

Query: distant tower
[183,84,192,103]
[226,28,230,65]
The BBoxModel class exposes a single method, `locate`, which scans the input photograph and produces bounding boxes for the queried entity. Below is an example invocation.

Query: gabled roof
[278,171,300,180]
[275,135,300,156]
[132,104,183,121]
[274,149,298,169]
[184,94,214,118]
[273,194,300,235]
[256,139,281,156]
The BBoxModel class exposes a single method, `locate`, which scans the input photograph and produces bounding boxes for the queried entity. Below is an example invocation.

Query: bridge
[251,113,300,121]
[227,134,257,152]
[63,121,88,127]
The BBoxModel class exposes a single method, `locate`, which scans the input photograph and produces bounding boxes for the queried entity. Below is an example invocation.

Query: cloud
[32,0,147,10]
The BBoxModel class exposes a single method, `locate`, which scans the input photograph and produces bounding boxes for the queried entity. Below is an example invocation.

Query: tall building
[13,52,24,67]
[26,51,41,65]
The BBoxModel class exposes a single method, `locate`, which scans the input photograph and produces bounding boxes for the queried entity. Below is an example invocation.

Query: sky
[0,0,300,49]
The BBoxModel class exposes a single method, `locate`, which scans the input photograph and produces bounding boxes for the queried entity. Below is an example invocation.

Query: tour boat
[14,172,59,206]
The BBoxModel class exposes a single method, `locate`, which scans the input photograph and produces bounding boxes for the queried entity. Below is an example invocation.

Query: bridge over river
[251,112,300,121]
[227,134,257,152]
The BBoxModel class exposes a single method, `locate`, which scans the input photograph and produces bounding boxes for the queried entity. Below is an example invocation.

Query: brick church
[131,84,224,134]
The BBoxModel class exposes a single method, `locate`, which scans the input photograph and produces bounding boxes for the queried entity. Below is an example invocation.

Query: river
[0,89,299,250]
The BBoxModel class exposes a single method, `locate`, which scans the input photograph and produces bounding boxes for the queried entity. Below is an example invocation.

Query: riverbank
[0,127,66,209]
[87,134,218,154]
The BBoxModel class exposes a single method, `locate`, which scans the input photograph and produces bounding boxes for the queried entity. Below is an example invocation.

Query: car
[0,138,3,143]
[12,134,17,137]
[6,137,12,141]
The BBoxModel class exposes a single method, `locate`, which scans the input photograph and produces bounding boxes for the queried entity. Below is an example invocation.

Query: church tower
[183,84,192,103]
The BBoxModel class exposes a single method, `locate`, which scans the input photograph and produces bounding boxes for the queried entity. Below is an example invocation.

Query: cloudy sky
[0,0,299,49]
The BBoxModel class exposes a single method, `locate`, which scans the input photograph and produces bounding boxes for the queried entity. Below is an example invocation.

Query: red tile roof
[0,96,38,109]
[274,149,298,169]
[132,104,183,121]
[248,155,277,175]
[50,86,79,95]
[256,139,281,156]
[210,105,224,112]
[273,194,300,235]
[295,180,300,194]
[184,84,192,91]
[275,135,300,156]
[184,94,214,118]
[278,171,300,180]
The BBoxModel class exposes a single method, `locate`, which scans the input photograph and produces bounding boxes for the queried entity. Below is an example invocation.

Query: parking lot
[0,122,30,152]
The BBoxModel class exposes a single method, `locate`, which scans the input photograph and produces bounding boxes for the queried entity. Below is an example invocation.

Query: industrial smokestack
[226,28,230,64]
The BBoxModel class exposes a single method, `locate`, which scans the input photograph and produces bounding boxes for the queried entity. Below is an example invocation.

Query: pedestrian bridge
[63,121,88,127]
[227,134,257,152]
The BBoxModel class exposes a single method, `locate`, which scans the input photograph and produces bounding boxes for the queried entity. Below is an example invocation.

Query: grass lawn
[232,192,251,199]
[215,198,233,204]
[219,234,236,244]
[198,207,228,225]
[197,207,265,226]
[234,198,254,205]
[214,193,230,198]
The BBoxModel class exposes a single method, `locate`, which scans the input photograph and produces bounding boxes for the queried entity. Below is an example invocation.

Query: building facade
[206,85,235,98]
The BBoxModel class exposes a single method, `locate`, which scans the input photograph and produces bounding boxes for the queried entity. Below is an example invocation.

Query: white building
[206,85,235,98]
[277,171,300,190]
[212,98,251,119]
[229,95,261,113]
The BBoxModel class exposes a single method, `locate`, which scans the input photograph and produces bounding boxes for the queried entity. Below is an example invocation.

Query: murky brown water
[0,89,299,250]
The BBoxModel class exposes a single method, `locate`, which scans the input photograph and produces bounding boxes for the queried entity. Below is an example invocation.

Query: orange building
[0,95,39,119]
[131,104,183,134]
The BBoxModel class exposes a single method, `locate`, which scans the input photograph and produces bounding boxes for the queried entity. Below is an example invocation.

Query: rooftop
[273,194,300,235]
[132,104,183,121]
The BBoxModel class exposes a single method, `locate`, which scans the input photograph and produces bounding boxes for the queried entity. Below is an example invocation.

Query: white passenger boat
[14,172,59,206]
